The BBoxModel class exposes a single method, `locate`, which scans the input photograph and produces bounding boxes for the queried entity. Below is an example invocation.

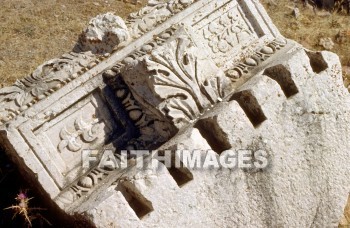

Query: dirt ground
[261,0,350,85]
[0,0,147,88]
[0,0,349,86]
[0,0,350,226]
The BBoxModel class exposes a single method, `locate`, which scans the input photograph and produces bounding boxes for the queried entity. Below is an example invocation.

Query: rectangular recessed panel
[19,89,125,188]
[190,1,260,66]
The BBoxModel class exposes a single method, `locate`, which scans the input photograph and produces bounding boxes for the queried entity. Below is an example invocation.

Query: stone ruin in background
[1,0,350,227]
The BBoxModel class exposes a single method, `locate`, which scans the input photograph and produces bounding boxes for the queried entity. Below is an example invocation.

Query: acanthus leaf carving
[144,36,230,125]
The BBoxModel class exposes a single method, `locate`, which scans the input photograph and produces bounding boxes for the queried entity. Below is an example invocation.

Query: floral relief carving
[203,10,254,53]
[58,116,99,153]
[0,52,96,123]
[127,0,195,38]
[144,36,230,125]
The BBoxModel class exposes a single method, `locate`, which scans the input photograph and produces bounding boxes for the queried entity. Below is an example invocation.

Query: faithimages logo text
[82,149,269,171]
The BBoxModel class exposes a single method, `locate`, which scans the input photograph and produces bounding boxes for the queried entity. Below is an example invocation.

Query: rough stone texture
[319,37,335,50]
[0,0,349,227]
[85,189,141,227]
[83,46,350,228]
[75,13,130,54]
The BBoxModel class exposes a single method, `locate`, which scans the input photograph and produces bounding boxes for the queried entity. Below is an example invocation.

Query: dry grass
[261,0,350,83]
[0,0,147,88]
[340,194,350,227]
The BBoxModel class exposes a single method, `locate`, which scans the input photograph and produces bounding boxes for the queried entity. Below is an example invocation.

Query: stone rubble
[319,37,335,50]
[75,12,130,54]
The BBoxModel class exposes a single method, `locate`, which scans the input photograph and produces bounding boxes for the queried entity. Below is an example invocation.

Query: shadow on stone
[305,51,328,74]
[263,64,299,98]
[116,181,154,219]
[230,91,267,128]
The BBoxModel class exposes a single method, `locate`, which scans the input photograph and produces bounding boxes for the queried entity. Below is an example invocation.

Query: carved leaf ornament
[204,11,253,53]
[58,116,99,153]
[0,52,95,122]
[145,37,229,124]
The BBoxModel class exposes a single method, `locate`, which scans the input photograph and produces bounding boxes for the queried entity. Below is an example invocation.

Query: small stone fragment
[75,13,130,54]
[292,7,300,18]
[319,37,334,50]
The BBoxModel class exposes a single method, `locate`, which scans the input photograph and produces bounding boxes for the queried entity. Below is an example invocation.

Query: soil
[262,0,350,86]
[0,0,147,88]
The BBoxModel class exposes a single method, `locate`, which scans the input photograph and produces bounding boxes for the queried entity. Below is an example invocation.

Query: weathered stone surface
[83,47,350,227]
[75,13,130,54]
[319,37,335,50]
[0,0,349,227]
[84,189,141,227]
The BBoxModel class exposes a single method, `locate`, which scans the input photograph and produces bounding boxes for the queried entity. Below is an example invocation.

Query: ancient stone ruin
[1,0,350,227]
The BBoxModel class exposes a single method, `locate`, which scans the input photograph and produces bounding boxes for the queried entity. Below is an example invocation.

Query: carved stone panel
[121,28,232,128]
[193,1,258,65]
[0,0,291,215]
[0,52,97,125]
[17,87,125,189]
